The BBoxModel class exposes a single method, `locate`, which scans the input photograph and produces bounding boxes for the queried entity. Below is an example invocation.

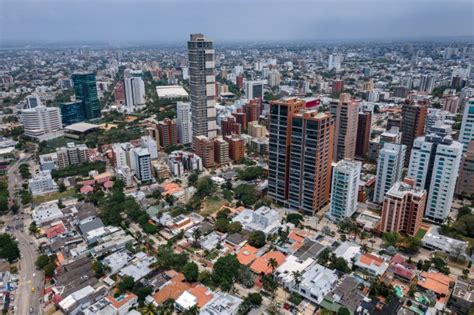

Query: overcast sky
[1,0,473,43]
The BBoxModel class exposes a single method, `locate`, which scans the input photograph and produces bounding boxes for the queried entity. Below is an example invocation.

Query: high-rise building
[60,101,85,126]
[287,110,334,214]
[387,114,402,130]
[132,147,152,182]
[188,34,217,139]
[72,72,101,120]
[459,99,474,152]
[379,178,427,237]
[56,143,89,169]
[157,118,178,149]
[425,108,450,135]
[176,102,193,145]
[244,80,265,100]
[232,110,247,130]
[124,76,145,112]
[268,70,281,87]
[193,135,215,168]
[329,159,361,222]
[224,135,245,162]
[419,75,435,93]
[333,93,359,162]
[21,106,62,139]
[355,111,372,157]
[268,98,304,204]
[407,131,462,222]
[114,81,125,104]
[328,54,342,71]
[214,138,230,165]
[441,95,460,114]
[332,80,344,94]
[141,136,158,160]
[221,116,241,136]
[401,99,428,166]
[244,99,261,123]
[247,121,267,138]
[25,94,42,109]
[112,143,129,169]
[373,143,406,203]
[455,140,474,196]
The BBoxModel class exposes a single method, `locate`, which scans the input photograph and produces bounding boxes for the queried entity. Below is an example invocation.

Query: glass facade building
[72,72,101,120]
[60,101,85,126]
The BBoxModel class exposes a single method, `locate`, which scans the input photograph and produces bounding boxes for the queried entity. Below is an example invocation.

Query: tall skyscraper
[333,93,359,162]
[124,75,145,112]
[329,159,361,222]
[356,111,372,157]
[401,99,428,166]
[287,111,334,215]
[176,102,193,145]
[407,131,462,222]
[72,72,101,120]
[459,99,474,152]
[268,98,304,204]
[21,106,62,139]
[373,143,406,203]
[188,34,217,139]
[379,178,427,237]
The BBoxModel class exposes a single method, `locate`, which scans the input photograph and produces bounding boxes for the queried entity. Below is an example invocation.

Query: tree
[338,307,351,315]
[403,237,421,254]
[237,265,255,288]
[237,166,264,181]
[234,184,259,206]
[227,222,243,234]
[457,206,472,219]
[212,255,241,291]
[292,271,302,289]
[58,182,66,193]
[267,258,278,274]
[29,222,39,234]
[188,172,199,187]
[118,275,135,292]
[35,255,51,269]
[247,293,262,306]
[183,305,199,315]
[248,231,266,248]
[183,262,199,282]
[261,274,278,294]
[92,260,108,278]
[382,232,400,247]
[44,262,56,277]
[192,228,201,248]
[286,213,303,226]
[0,234,20,262]
[195,177,216,198]
[214,218,229,233]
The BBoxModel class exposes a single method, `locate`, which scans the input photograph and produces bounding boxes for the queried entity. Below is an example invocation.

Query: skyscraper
[60,101,85,126]
[379,178,426,237]
[124,75,145,113]
[287,111,334,214]
[333,93,359,162]
[188,34,217,139]
[419,74,435,93]
[268,98,304,204]
[459,99,474,152]
[401,99,428,166]
[407,131,462,222]
[176,102,193,145]
[72,72,101,120]
[329,159,361,222]
[356,111,372,157]
[373,143,406,203]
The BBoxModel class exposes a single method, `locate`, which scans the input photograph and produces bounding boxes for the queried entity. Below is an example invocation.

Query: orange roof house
[153,272,191,304]
[418,272,454,297]
[236,244,258,266]
[105,292,138,311]
[187,285,214,308]
[250,251,286,275]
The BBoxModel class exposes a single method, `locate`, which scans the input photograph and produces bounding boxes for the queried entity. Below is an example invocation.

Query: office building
[124,76,145,112]
[176,101,192,145]
[72,72,101,119]
[244,80,265,100]
[407,132,462,222]
[268,98,305,204]
[187,34,217,139]
[329,159,361,222]
[459,99,474,152]
[286,110,334,214]
[25,94,42,109]
[401,99,428,165]
[456,140,474,196]
[21,106,62,139]
[333,93,359,162]
[193,135,215,168]
[56,142,90,169]
[419,75,435,93]
[373,143,406,204]
[214,138,230,165]
[132,147,152,182]
[379,178,427,236]
[356,111,372,157]
[60,101,85,126]
[224,135,245,162]
[157,118,178,149]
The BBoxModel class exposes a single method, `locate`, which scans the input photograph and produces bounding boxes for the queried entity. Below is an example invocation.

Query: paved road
[5,153,43,314]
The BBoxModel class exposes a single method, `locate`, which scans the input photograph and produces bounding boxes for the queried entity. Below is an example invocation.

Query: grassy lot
[415,228,428,239]
[200,197,228,217]
[32,189,76,204]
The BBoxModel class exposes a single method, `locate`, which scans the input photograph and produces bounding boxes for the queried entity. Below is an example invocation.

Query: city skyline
[1,0,473,43]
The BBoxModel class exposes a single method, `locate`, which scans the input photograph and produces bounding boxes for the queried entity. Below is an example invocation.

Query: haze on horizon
[1,0,473,43]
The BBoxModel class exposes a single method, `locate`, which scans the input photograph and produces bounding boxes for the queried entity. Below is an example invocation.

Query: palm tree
[140,303,157,315]
[192,228,201,248]
[268,258,278,274]
[291,270,302,289]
